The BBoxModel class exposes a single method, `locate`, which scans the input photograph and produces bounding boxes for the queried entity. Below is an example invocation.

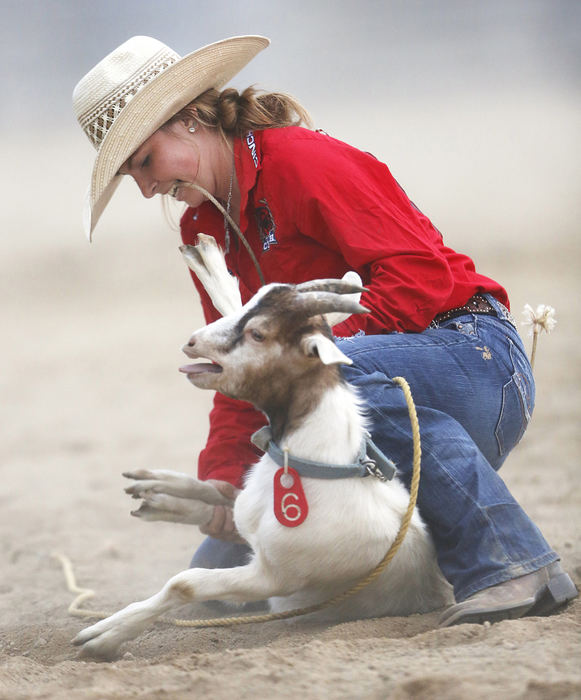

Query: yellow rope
[55,376,421,627]
[52,553,113,620]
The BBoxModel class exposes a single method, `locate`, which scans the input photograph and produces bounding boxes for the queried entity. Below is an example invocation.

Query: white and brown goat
[73,236,451,659]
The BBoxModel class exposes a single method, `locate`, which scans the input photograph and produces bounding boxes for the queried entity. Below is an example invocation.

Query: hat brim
[86,35,270,240]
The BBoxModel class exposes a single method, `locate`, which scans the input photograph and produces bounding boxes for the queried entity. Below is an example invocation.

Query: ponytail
[168,86,312,139]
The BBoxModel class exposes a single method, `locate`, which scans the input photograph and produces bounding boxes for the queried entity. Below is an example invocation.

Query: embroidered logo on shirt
[246,131,258,168]
[255,199,278,251]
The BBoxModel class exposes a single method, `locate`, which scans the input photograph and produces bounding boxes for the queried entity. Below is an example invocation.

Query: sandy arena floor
[1,130,579,698]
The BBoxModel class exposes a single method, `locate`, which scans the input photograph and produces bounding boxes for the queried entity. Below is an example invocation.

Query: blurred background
[3,0,580,255]
[1,0,579,540]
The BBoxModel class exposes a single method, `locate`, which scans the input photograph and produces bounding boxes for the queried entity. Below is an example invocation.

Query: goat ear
[302,334,353,366]
[295,271,366,296]
[324,271,364,327]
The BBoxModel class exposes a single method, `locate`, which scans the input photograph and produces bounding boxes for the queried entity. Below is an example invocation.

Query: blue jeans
[192,295,557,601]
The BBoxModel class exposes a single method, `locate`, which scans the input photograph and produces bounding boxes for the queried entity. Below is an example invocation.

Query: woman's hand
[199,479,246,543]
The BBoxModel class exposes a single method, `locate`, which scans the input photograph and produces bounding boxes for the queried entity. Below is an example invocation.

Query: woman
[73,35,576,626]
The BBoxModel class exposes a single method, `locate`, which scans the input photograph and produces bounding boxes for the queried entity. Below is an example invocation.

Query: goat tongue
[179,363,222,374]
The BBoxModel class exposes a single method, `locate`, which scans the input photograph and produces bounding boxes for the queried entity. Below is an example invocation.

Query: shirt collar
[235,130,263,232]
[182,130,263,238]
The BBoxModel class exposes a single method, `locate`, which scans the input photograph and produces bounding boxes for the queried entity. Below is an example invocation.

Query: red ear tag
[273,467,308,527]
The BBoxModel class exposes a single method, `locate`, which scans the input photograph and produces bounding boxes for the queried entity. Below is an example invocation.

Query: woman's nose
[134,175,157,199]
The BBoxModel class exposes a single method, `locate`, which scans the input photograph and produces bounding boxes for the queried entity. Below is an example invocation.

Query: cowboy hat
[73,35,270,240]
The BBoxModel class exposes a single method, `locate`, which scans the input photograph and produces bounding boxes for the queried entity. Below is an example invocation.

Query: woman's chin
[175,187,205,208]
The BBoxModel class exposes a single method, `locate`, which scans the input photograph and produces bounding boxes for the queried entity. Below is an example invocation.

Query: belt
[431,294,496,327]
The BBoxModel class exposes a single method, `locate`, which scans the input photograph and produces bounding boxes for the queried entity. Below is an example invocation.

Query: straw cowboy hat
[73,35,270,240]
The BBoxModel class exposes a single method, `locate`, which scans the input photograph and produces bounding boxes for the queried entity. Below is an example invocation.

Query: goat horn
[295,279,367,295]
[298,291,369,318]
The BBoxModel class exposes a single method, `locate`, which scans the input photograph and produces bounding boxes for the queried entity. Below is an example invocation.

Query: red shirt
[181,126,508,486]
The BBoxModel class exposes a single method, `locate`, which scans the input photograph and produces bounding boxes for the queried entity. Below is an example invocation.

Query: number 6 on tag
[273,467,308,527]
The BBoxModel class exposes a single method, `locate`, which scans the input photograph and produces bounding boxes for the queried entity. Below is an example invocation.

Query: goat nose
[182,337,197,357]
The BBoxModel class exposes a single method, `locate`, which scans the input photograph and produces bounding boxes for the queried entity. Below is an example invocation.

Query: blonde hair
[167,86,312,139]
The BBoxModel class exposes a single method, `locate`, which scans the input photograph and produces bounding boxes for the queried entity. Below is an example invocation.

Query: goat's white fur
[180,234,242,317]
[73,236,452,660]
[124,468,231,524]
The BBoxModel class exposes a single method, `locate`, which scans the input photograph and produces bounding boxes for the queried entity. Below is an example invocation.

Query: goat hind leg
[72,561,285,660]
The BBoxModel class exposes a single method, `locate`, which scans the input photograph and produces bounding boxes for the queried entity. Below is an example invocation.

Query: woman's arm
[268,131,456,333]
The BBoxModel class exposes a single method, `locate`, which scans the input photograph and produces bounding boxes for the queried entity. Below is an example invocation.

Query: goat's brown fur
[217,286,346,441]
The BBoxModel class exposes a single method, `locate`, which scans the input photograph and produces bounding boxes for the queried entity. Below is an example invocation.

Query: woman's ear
[181,107,199,129]
[183,112,201,134]
[181,117,195,132]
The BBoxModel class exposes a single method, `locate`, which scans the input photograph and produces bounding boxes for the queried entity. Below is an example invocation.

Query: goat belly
[179,363,222,374]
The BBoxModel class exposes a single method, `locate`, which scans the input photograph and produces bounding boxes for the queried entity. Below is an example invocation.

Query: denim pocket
[495,339,535,456]
[437,314,478,337]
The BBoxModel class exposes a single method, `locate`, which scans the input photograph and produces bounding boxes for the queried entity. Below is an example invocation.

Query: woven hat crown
[73,37,180,150]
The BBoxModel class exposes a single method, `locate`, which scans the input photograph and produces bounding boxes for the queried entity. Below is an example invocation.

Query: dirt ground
[1,126,580,699]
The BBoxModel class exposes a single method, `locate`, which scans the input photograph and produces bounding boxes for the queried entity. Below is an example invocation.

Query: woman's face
[119,120,228,208]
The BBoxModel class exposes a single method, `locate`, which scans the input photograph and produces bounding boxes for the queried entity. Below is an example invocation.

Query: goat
[73,236,452,660]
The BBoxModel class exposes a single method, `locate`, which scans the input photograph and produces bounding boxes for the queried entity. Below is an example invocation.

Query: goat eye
[250,329,265,342]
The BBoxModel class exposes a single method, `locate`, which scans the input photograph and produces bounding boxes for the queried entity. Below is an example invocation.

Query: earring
[188,125,197,133]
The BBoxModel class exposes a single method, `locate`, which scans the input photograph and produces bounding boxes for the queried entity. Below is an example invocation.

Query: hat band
[79,48,180,149]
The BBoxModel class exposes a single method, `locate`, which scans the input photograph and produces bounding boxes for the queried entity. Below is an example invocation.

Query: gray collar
[250,426,396,481]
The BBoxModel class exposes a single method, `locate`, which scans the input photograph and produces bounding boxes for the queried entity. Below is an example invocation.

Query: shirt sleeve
[197,393,267,487]
[271,135,456,333]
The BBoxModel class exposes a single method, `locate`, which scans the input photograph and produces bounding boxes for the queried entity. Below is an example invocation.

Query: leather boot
[439,562,578,627]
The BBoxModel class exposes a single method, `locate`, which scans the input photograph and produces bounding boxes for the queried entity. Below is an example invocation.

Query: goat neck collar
[250,426,396,481]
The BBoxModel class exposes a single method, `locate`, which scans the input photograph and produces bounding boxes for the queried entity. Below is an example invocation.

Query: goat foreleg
[72,561,289,660]
[180,234,242,317]
[128,492,215,525]
[124,469,232,525]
